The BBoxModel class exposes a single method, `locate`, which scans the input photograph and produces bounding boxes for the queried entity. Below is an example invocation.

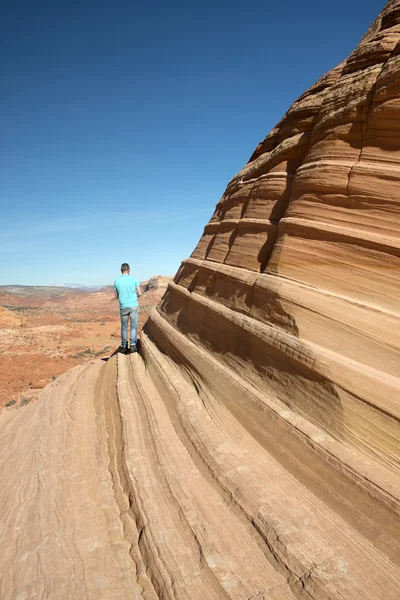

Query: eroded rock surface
[1,2,400,598]
[142,275,172,292]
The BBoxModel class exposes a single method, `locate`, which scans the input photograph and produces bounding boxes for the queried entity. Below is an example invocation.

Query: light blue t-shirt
[114,274,140,309]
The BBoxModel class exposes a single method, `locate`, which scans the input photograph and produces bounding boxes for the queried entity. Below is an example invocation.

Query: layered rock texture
[1,2,400,598]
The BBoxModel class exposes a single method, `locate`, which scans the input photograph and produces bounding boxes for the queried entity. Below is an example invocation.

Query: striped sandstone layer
[1,2,400,598]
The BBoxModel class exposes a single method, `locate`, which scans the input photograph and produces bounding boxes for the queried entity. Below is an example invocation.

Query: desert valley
[0,276,171,409]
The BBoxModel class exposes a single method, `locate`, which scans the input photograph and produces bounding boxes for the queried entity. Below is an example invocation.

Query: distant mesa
[0,285,89,299]
[54,283,104,291]
[54,283,87,288]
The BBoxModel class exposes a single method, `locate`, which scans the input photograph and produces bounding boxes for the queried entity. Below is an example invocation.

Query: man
[114,263,142,354]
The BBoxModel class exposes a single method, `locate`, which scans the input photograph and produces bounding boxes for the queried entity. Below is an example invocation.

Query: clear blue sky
[1,0,383,285]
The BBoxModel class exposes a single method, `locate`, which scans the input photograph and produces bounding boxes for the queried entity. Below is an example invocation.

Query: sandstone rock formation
[1,2,400,598]
[141,275,172,293]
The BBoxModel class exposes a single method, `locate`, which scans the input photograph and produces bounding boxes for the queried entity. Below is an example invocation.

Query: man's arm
[136,285,142,297]
[111,285,119,303]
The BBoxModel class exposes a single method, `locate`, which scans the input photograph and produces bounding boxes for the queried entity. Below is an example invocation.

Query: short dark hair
[121,263,130,272]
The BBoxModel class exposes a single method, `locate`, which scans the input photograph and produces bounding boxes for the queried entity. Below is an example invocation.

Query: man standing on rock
[114,263,142,354]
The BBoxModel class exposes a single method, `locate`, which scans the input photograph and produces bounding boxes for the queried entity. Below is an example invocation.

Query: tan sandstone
[1,2,400,598]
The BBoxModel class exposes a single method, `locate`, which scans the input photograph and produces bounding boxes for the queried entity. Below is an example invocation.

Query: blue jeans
[120,306,138,347]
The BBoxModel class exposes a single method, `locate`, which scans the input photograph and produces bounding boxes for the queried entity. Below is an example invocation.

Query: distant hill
[141,275,173,292]
[0,285,87,298]
[54,283,103,291]
[0,278,173,308]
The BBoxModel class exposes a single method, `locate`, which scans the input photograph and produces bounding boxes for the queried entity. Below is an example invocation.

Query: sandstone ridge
[1,2,400,598]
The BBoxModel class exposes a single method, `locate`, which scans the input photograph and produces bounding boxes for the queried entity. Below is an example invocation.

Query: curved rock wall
[139,0,400,593]
[150,0,400,463]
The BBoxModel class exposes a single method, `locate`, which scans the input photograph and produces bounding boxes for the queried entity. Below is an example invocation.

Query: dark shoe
[128,344,137,354]
[118,344,127,354]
